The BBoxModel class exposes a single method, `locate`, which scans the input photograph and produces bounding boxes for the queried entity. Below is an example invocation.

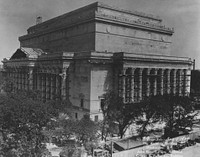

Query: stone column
[56,74,60,100]
[146,69,150,97]
[23,72,26,90]
[160,69,164,95]
[37,72,40,90]
[46,73,50,100]
[19,71,22,90]
[50,74,54,100]
[131,68,135,102]
[122,68,127,102]
[21,72,23,90]
[28,68,33,90]
[41,73,45,101]
[153,69,158,96]
[173,69,177,95]
[65,69,69,100]
[167,69,171,94]
[13,72,15,92]
[16,71,18,90]
[38,73,42,100]
[185,69,191,96]
[138,68,143,101]
[61,68,67,100]
[23,72,25,90]
[24,72,27,90]
[178,70,183,96]
[20,71,23,90]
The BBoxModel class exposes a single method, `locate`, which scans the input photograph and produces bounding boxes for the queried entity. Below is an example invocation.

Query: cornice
[95,12,173,34]
[113,52,192,65]
[96,2,162,21]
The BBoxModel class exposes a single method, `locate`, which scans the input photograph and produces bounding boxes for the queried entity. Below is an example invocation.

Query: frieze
[95,11,173,33]
[97,2,161,21]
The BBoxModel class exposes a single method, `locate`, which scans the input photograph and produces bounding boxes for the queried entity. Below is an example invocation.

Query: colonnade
[6,66,69,102]
[6,67,32,92]
[5,66,191,103]
[118,68,191,103]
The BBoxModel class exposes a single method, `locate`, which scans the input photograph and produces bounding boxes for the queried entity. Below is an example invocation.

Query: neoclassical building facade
[3,2,192,120]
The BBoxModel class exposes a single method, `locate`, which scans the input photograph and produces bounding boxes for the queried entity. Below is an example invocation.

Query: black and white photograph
[0,0,200,156]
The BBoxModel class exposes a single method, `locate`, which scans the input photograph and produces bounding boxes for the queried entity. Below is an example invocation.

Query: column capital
[138,68,143,75]
[131,68,136,74]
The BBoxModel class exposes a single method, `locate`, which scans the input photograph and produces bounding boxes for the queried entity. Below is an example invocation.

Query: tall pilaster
[56,74,60,100]
[19,71,22,90]
[173,69,177,95]
[153,69,158,96]
[46,73,50,100]
[50,74,54,100]
[37,71,40,90]
[138,68,143,101]
[24,72,27,90]
[42,74,46,101]
[167,69,171,94]
[29,68,33,90]
[61,68,67,100]
[160,69,164,95]
[122,68,127,102]
[146,69,150,97]
[178,70,183,96]
[16,70,19,90]
[131,68,135,102]
[185,69,191,96]
[183,70,187,96]
[38,73,42,100]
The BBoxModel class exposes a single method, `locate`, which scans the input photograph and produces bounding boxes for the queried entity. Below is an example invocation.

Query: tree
[0,92,62,156]
[101,91,140,139]
[101,91,197,139]
[53,115,100,156]
[135,95,165,137]
[162,95,197,138]
[135,95,197,138]
[75,115,100,145]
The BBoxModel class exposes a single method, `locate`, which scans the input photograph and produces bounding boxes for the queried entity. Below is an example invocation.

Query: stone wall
[20,22,95,52]
[95,22,172,55]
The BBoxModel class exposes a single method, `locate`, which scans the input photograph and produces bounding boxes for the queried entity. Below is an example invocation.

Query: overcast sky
[0,0,200,68]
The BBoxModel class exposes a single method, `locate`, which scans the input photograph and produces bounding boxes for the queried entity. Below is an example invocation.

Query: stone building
[2,2,193,121]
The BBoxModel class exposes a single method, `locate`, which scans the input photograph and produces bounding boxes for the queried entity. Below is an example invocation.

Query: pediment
[10,47,45,60]
[10,49,27,60]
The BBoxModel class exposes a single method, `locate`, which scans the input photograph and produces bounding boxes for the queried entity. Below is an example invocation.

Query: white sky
[0,0,200,68]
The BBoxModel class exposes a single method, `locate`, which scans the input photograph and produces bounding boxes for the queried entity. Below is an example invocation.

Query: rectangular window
[81,98,84,108]
[100,98,105,110]
[95,115,98,122]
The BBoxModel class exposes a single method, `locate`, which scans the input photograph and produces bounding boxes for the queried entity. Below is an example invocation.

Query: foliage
[59,145,87,157]
[101,91,141,139]
[0,92,62,156]
[46,114,100,155]
[161,95,197,138]
[0,75,14,93]
[135,95,197,138]
[74,115,100,145]
[101,91,197,139]
[136,95,168,137]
